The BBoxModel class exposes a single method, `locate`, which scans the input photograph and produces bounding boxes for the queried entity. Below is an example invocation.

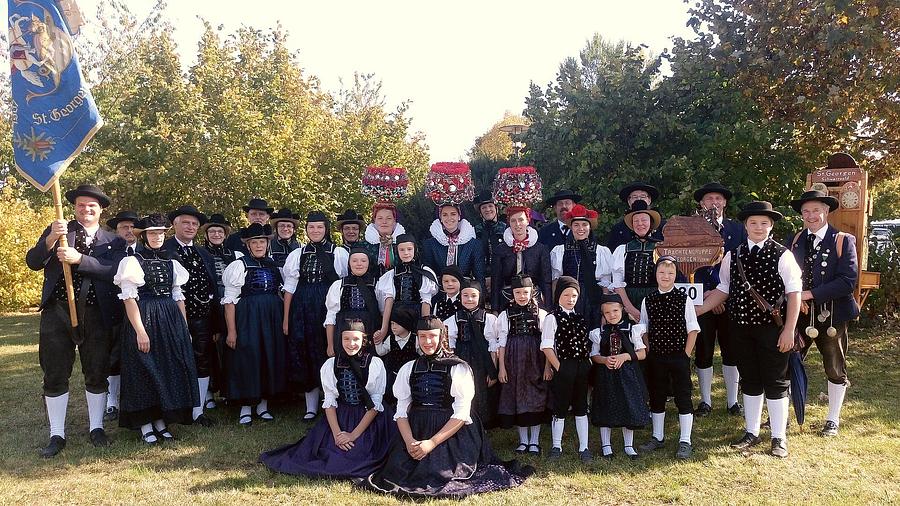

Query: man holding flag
[10,0,108,457]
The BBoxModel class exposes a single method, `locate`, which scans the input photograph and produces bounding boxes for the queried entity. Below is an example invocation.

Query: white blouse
[282,244,349,294]
[375,266,438,308]
[114,256,189,302]
[324,278,385,327]
[495,307,548,348]
[443,312,500,352]
[549,243,614,289]
[375,332,419,357]
[320,355,387,413]
[392,359,475,424]
[588,325,647,357]
[610,244,628,289]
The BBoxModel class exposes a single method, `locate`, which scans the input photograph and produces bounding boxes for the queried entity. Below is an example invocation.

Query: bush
[862,235,900,320]
[0,177,56,312]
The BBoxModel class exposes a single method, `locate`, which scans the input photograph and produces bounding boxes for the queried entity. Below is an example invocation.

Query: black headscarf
[416,316,465,366]
[395,234,437,284]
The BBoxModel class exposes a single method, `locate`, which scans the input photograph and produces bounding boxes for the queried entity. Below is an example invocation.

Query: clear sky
[80,0,695,163]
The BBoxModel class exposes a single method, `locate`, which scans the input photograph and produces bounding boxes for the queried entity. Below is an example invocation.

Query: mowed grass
[0,311,898,505]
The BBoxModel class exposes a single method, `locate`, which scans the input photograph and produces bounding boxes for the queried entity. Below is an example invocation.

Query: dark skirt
[287,281,330,392]
[591,361,650,429]
[497,333,550,427]
[119,296,199,429]
[358,406,532,499]
[259,401,397,478]
[225,292,286,405]
[455,339,499,429]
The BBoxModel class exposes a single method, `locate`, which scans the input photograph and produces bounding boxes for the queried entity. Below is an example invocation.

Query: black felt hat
[737,201,783,222]
[65,184,110,208]
[270,208,300,226]
[545,189,583,207]
[242,197,274,214]
[134,213,170,234]
[790,190,839,213]
[106,210,139,229]
[336,209,366,228]
[240,223,273,241]
[167,205,207,225]
[200,213,232,235]
[618,182,659,203]
[693,182,733,202]
[473,190,495,210]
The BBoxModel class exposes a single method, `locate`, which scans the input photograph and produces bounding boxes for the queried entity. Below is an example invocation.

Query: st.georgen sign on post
[8,0,102,191]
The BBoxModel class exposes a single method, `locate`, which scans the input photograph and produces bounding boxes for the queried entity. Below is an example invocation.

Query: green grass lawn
[0,311,898,505]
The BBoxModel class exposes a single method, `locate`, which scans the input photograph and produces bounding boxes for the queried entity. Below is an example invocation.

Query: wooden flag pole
[51,181,79,327]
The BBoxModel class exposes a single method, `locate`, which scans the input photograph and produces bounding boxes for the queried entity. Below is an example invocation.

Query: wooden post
[51,181,79,327]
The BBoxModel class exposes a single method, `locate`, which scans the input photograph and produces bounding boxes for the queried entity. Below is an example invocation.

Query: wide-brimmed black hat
[134,213,170,234]
[790,190,839,213]
[737,201,783,222]
[106,210,139,229]
[624,200,662,232]
[618,182,659,203]
[65,184,110,208]
[693,182,733,202]
[545,189,583,207]
[336,209,366,228]
[200,213,232,235]
[242,197,274,214]
[167,205,207,225]
[240,223,273,242]
[473,190,495,210]
[270,208,300,226]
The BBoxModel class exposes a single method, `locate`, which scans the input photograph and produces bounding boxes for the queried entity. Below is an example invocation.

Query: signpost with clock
[805,152,880,308]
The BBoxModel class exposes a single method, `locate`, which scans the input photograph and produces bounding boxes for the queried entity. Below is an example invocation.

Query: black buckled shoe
[770,438,788,458]
[40,435,66,458]
[103,406,119,422]
[727,403,744,416]
[694,402,712,417]
[821,420,839,437]
[90,428,111,447]
[193,414,216,427]
[730,432,762,450]
[638,437,665,452]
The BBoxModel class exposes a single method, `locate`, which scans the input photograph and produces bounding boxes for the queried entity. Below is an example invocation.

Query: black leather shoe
[821,420,839,437]
[770,438,788,458]
[90,428,111,447]
[694,402,712,417]
[730,432,762,450]
[193,414,216,427]
[103,406,119,422]
[40,435,66,458]
[727,403,744,416]
[638,437,665,452]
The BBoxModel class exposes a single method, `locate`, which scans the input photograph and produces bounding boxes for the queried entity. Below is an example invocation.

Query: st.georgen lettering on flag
[8,0,102,191]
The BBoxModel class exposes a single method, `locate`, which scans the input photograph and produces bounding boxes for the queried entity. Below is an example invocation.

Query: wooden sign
[655,215,724,281]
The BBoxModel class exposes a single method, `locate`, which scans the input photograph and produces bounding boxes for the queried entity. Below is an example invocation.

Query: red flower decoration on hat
[361,166,409,203]
[564,204,598,222]
[425,162,475,206]
[492,166,543,208]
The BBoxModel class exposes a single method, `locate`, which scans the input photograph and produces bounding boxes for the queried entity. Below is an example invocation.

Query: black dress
[358,355,532,499]
[449,308,499,429]
[116,253,199,429]
[591,322,650,429]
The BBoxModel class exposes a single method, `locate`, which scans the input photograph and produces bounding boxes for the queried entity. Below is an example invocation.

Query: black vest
[298,242,339,285]
[269,238,299,268]
[239,256,280,296]
[410,358,454,409]
[384,335,418,374]
[553,308,590,359]
[177,244,213,319]
[136,256,174,298]
[624,239,657,288]
[393,263,424,306]
[334,353,371,406]
[506,303,541,337]
[727,240,787,326]
[53,224,97,304]
[646,289,688,356]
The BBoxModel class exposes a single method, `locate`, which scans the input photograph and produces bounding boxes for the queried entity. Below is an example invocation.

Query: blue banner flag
[8,0,102,191]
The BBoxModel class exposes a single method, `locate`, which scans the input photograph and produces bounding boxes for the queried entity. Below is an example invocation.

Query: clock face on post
[841,182,861,209]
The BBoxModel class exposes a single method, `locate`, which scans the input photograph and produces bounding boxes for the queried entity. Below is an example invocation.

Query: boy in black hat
[691,182,747,417]
[606,182,665,251]
[697,201,802,458]
[538,189,582,248]
[637,257,700,460]
[25,184,123,456]
[164,205,218,427]
[431,266,466,321]
[225,197,274,255]
[789,189,858,437]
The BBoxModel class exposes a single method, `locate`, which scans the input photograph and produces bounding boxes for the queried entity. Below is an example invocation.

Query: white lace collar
[364,222,406,244]
[503,226,538,247]
[428,219,476,246]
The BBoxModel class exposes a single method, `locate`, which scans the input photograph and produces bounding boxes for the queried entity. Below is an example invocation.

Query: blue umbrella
[789,350,808,425]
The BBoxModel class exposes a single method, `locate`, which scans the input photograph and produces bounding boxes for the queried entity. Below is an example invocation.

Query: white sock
[723,365,740,407]
[744,394,764,437]
[767,397,789,440]
[697,367,713,406]
[256,398,268,415]
[106,375,120,409]
[600,427,613,455]
[85,391,107,431]
[517,426,528,445]
[45,393,68,438]
[529,425,541,445]
[152,419,166,431]
[575,415,589,452]
[622,428,636,455]
[193,377,210,420]
[240,405,252,420]
[140,423,157,442]
[651,412,665,441]
[679,413,693,444]
[827,382,847,425]
[551,417,564,448]
[305,389,321,413]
